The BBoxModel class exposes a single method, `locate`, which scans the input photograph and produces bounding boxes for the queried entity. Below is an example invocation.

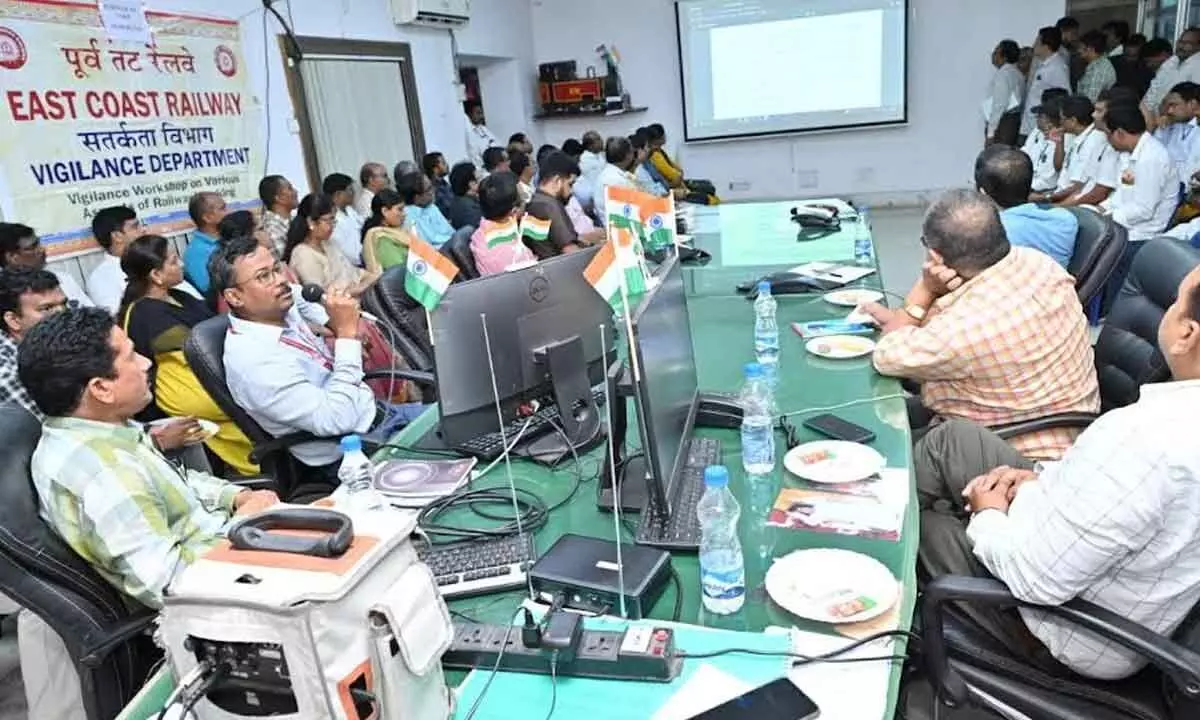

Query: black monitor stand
[518,336,605,465]
[597,363,652,513]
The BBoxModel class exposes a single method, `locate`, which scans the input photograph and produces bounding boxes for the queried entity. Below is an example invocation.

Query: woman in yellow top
[645,123,720,205]
[119,235,258,475]
[285,193,378,297]
[360,188,418,274]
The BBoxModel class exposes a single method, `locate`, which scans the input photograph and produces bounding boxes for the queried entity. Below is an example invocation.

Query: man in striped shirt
[861,190,1098,460]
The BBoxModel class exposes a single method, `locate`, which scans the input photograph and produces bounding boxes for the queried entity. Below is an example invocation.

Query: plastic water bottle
[336,435,385,511]
[854,205,874,267]
[697,465,746,615]
[739,363,776,475]
[753,281,780,387]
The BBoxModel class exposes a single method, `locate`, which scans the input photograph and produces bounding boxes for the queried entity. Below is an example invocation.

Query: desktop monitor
[430,246,618,446]
[629,255,700,511]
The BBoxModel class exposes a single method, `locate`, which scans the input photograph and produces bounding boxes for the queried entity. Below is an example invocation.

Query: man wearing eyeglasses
[211,236,426,491]
[0,222,93,307]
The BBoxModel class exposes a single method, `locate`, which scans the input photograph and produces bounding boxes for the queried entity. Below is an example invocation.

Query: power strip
[443,621,683,682]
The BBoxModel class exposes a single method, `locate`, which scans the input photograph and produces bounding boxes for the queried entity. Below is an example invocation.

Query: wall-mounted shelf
[532,106,649,121]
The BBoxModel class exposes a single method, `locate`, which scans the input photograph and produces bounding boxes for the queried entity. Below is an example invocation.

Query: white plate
[784,440,885,484]
[148,418,219,444]
[805,335,875,359]
[823,289,884,307]
[765,548,898,624]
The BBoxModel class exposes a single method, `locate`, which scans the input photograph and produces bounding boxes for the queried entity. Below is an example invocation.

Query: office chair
[988,236,1197,442]
[443,225,480,281]
[0,403,159,720]
[360,265,435,369]
[183,315,435,501]
[914,575,1200,720]
[1065,206,1126,306]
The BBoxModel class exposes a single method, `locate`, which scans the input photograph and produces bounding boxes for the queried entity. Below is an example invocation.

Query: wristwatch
[903,304,927,321]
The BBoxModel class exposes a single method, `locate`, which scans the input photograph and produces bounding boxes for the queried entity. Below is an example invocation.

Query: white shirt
[1180,52,1200,85]
[465,117,498,170]
[1102,132,1179,242]
[1022,52,1070,135]
[593,163,638,219]
[331,207,364,266]
[224,304,374,468]
[51,269,92,307]
[354,189,375,222]
[1144,57,1181,115]
[1021,130,1060,192]
[1155,118,1199,181]
[1062,124,1120,196]
[985,63,1025,136]
[85,251,202,314]
[968,379,1200,680]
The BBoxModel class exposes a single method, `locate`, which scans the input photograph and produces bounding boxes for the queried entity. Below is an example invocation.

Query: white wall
[529,0,1065,205]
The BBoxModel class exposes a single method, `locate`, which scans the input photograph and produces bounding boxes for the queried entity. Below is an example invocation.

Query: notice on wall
[0,1,262,257]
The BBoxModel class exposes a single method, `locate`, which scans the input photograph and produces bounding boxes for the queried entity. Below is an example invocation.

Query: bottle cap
[757,280,770,294]
[744,362,762,378]
[704,465,729,488]
[340,435,363,453]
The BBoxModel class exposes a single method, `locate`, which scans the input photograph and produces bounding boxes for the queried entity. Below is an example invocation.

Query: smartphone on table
[689,677,820,719]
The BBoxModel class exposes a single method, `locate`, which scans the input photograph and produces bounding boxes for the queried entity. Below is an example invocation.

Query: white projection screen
[675,0,909,141]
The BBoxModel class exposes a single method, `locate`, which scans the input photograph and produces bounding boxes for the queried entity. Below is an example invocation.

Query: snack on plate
[800,449,834,464]
[830,595,877,618]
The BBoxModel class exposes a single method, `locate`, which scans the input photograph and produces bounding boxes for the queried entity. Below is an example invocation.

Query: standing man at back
[258,175,298,259]
[1021,27,1071,143]
[1076,30,1117,102]
[861,190,1098,460]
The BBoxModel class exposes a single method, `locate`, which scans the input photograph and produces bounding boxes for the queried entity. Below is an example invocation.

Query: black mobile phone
[802,413,876,444]
[689,677,820,719]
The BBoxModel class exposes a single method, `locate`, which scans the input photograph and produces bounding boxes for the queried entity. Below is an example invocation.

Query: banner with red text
[0,0,261,256]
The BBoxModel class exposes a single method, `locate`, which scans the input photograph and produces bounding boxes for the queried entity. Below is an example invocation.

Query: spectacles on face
[236,261,287,288]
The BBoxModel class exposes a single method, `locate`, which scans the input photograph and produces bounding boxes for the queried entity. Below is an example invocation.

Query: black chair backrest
[183,315,298,486]
[1094,237,1199,411]
[361,266,434,370]
[1066,206,1126,305]
[0,403,155,719]
[444,225,479,280]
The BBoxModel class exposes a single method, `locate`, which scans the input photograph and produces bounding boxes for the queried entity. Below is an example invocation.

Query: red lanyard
[278,326,333,371]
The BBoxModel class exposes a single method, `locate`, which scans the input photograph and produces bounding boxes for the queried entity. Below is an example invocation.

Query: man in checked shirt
[860,189,1099,461]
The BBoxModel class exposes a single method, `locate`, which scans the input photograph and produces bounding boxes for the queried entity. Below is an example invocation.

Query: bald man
[354,162,389,219]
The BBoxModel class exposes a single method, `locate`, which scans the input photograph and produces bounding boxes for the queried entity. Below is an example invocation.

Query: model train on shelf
[537,44,631,116]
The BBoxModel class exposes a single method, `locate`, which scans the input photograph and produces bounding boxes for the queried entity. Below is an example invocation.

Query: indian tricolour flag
[605,185,650,243]
[405,237,459,311]
[583,228,647,311]
[521,214,551,242]
[483,219,519,248]
[640,195,675,251]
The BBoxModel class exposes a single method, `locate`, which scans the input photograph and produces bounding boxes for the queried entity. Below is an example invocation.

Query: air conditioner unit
[391,0,471,27]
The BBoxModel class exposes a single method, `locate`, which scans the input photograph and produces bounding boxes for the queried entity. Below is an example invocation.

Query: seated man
[398,171,455,248]
[86,205,144,314]
[862,189,1098,461]
[447,162,483,231]
[182,191,228,293]
[914,261,1200,679]
[323,172,364,266]
[469,172,537,275]
[18,307,277,608]
[0,268,68,416]
[975,145,1078,267]
[481,146,509,176]
[1042,95,1119,208]
[525,151,606,260]
[595,136,640,219]
[0,222,92,307]
[423,151,454,219]
[213,237,427,484]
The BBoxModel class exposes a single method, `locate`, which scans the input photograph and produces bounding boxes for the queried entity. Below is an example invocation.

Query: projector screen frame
[673,0,911,144]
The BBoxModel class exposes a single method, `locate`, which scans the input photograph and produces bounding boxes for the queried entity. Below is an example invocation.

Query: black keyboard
[416,535,536,599]
[452,389,605,461]
[635,437,724,550]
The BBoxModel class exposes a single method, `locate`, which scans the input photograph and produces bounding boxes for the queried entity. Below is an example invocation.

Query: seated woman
[447,161,483,230]
[285,193,377,297]
[119,235,258,475]
[361,188,415,274]
[645,123,720,205]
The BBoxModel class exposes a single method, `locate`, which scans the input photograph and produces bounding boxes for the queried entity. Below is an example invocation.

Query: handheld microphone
[300,283,324,303]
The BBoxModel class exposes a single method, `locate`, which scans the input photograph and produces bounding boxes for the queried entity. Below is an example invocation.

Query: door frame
[280,36,426,192]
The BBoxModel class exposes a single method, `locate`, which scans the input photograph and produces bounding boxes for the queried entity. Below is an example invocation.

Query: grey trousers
[914,419,1062,669]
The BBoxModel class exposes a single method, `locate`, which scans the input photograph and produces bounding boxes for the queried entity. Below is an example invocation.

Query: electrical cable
[416,485,548,543]
[776,392,907,421]
[667,563,683,622]
[544,652,559,720]
[177,663,230,719]
[676,628,920,666]
[463,608,523,720]
[156,662,211,720]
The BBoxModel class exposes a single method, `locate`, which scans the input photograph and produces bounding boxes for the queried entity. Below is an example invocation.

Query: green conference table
[120,199,916,719]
